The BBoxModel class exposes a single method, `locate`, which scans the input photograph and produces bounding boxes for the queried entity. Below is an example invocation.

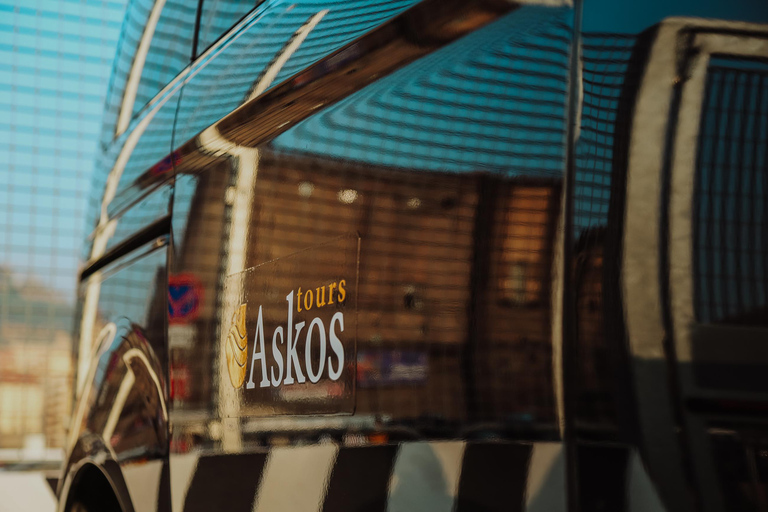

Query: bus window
[111,0,196,137]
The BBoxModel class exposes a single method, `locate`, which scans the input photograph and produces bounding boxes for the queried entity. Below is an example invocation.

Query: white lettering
[328,312,345,381]
[270,326,284,387]
[246,306,270,389]
[242,291,347,389]
[305,317,326,383]
[284,308,306,386]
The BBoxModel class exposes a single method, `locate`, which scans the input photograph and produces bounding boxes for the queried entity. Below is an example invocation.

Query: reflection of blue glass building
[0,0,127,451]
[273,7,571,174]
[0,0,127,297]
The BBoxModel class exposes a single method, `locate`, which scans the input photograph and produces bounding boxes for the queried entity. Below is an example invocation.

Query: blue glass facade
[0,0,127,451]
[0,0,126,300]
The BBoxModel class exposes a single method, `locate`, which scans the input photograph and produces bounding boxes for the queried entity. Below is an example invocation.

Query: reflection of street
[0,472,56,512]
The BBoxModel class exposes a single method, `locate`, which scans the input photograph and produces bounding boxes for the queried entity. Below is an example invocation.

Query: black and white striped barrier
[120,442,665,512]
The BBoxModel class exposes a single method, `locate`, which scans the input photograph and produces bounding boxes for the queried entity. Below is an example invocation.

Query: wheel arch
[58,442,136,512]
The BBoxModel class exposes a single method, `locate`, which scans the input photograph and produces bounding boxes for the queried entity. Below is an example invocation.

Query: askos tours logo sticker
[220,235,358,416]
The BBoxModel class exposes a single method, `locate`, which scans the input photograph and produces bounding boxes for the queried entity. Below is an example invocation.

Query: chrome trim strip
[115,0,168,136]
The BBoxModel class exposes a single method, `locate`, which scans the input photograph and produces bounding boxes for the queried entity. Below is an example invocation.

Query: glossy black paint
[61,0,768,511]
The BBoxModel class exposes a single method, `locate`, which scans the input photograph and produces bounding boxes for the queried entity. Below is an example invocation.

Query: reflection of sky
[583,0,768,33]
[272,6,572,176]
[0,0,126,299]
[175,0,419,146]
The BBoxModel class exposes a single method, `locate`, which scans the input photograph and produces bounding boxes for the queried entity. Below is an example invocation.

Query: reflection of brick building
[0,269,73,449]
[172,148,562,433]
[0,340,72,449]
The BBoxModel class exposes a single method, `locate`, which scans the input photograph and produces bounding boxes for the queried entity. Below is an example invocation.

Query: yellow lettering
[304,288,314,311]
[316,285,326,307]
[296,288,303,312]
[338,279,346,303]
[328,283,336,305]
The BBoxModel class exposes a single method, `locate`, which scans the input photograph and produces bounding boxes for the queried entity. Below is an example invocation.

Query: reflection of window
[507,261,529,304]
[501,186,554,305]
[694,60,768,325]
[197,0,256,56]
